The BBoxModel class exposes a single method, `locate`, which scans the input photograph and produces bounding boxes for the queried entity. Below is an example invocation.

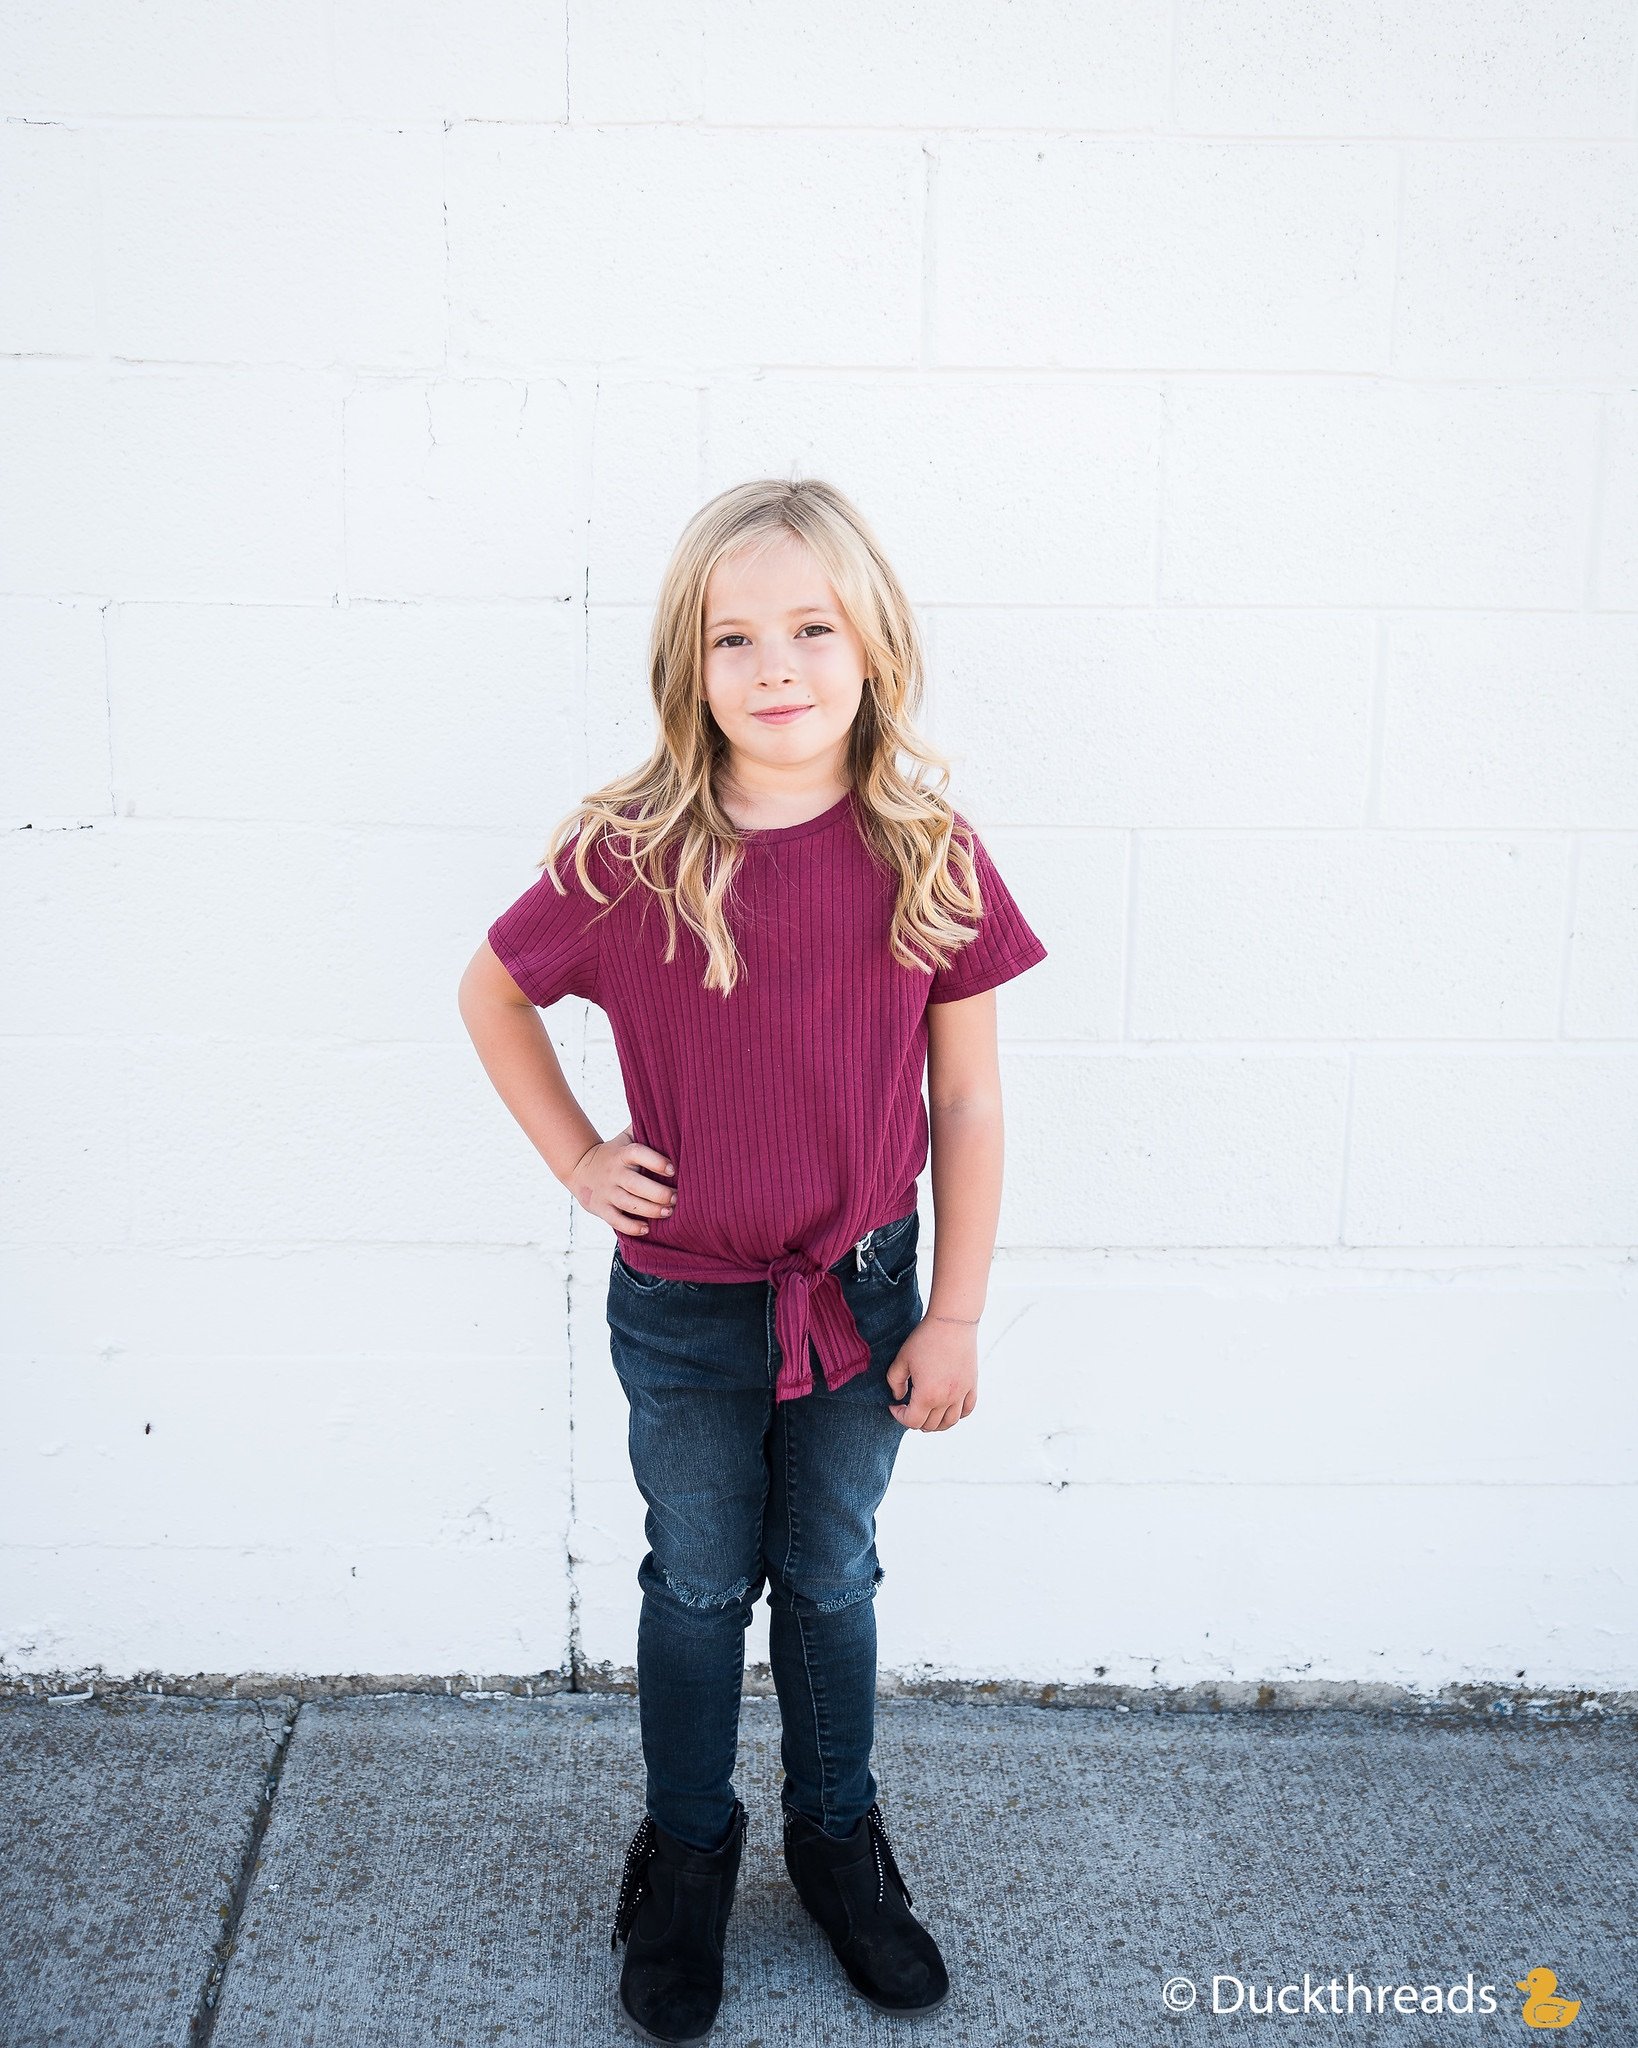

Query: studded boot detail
[610,1800,748,2045]
[782,1795,950,2016]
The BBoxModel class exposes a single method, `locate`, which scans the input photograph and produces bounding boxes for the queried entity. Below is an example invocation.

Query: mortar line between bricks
[188,1696,302,2048]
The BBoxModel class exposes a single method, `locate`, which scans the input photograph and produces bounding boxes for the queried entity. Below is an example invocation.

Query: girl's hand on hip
[571,1132,676,1238]
[886,1317,978,1432]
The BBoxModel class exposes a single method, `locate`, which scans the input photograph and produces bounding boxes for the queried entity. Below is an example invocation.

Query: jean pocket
[863,1210,920,1287]
[611,1247,694,1297]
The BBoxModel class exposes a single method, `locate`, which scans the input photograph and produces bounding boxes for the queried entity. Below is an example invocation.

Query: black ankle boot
[610,1800,748,2046]
[782,1796,950,2017]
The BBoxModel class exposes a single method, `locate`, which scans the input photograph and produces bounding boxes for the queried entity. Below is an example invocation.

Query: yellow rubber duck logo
[1516,1968,1581,2029]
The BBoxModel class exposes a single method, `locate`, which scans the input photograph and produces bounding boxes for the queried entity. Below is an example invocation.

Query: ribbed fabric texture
[487,790,1048,1401]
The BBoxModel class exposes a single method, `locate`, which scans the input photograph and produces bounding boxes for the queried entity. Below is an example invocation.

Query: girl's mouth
[751,706,813,724]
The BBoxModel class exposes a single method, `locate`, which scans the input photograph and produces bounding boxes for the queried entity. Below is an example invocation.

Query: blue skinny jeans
[604,1205,923,1852]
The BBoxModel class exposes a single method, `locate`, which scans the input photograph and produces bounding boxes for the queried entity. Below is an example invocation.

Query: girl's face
[699,536,869,788]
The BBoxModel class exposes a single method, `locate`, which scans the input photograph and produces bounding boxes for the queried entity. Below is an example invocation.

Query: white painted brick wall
[3,2,1635,1700]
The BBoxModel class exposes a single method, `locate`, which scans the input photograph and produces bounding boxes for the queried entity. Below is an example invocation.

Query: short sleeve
[928,819,1049,1005]
[486,832,604,1009]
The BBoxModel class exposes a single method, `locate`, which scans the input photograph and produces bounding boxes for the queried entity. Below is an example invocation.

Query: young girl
[461,478,1046,2046]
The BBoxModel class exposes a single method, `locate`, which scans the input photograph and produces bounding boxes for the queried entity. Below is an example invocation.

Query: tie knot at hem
[767,1247,871,1403]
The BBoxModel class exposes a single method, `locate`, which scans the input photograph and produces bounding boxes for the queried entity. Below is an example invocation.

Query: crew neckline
[734,788,857,843]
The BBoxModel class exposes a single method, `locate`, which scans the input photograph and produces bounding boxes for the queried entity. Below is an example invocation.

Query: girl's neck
[715,768,853,834]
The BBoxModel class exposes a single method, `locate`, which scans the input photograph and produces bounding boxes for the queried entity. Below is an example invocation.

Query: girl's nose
[752,642,799,680]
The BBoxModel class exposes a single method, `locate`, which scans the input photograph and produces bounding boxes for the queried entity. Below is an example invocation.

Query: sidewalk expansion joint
[188,1695,302,2047]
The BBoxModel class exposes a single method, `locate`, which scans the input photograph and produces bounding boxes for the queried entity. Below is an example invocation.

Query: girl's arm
[458,942,676,1231]
[925,988,1007,1331]
[459,941,605,1187]
[886,989,1005,1432]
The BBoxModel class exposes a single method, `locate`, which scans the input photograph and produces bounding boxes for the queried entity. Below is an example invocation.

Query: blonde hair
[533,476,992,996]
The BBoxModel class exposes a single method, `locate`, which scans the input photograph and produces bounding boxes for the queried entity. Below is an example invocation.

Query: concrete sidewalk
[1,1692,1632,2046]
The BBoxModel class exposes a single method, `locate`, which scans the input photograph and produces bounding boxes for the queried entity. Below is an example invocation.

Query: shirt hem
[487,922,552,1008]
[929,934,1049,1006]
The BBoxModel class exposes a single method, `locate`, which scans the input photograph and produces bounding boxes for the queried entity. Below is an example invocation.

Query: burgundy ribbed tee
[487,789,1048,1402]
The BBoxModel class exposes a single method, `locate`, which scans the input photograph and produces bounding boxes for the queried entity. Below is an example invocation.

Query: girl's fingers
[627,1144,676,1183]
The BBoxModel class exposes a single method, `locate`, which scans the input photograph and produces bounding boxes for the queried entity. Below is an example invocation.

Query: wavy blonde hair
[531,475,993,996]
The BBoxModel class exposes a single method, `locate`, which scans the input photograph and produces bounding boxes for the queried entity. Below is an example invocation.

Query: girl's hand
[569,1130,676,1238]
[886,1315,978,1432]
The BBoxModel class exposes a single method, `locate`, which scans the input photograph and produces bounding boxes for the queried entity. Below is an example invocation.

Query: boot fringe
[611,1813,656,1951]
[864,1801,914,1911]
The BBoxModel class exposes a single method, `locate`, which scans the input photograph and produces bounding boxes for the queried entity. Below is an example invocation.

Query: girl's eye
[711,623,834,649]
